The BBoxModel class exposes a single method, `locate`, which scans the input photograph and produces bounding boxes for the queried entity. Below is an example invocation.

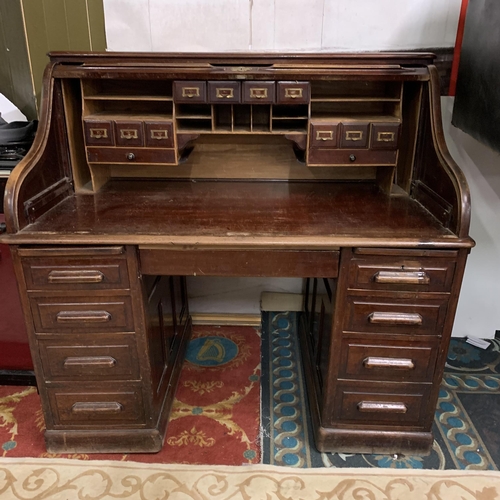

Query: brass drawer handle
[250,88,268,99]
[368,312,423,326]
[363,357,414,370]
[119,129,139,140]
[216,88,234,99]
[48,270,104,284]
[357,401,408,414]
[285,88,303,99]
[150,129,168,140]
[56,310,112,323]
[182,87,200,98]
[64,356,117,368]
[377,131,395,142]
[71,402,123,414]
[346,130,363,141]
[89,128,108,139]
[374,271,430,285]
[316,130,334,141]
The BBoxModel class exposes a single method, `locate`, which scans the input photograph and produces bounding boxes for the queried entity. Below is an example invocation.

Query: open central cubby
[175,103,307,134]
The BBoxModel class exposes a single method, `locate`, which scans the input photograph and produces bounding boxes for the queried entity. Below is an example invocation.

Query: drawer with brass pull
[348,249,457,292]
[21,256,129,291]
[331,381,431,426]
[370,123,401,149]
[29,294,134,334]
[173,81,207,103]
[340,122,369,148]
[310,121,339,148]
[47,386,146,426]
[242,81,275,104]
[114,120,144,147]
[144,121,174,148]
[338,338,439,381]
[38,335,140,381]
[83,120,114,146]
[344,294,449,336]
[208,81,241,104]
[277,82,310,104]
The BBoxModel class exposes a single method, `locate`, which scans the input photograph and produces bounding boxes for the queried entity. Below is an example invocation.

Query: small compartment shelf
[82,79,173,101]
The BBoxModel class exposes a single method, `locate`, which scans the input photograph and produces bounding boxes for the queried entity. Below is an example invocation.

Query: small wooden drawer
[144,121,174,148]
[114,120,144,147]
[242,81,275,104]
[87,147,176,164]
[83,120,114,146]
[47,386,145,426]
[332,382,430,426]
[139,248,339,278]
[30,295,134,334]
[38,335,140,381]
[348,251,457,293]
[340,123,369,148]
[173,81,206,103]
[208,81,240,104]
[22,257,129,291]
[307,149,397,166]
[344,294,448,336]
[339,339,438,382]
[277,81,310,104]
[310,121,339,148]
[371,123,401,149]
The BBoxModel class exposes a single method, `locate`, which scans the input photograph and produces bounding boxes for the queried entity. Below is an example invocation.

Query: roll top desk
[2,52,474,455]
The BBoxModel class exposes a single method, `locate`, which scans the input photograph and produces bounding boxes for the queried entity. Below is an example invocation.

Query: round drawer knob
[349,154,356,162]
[126,153,136,161]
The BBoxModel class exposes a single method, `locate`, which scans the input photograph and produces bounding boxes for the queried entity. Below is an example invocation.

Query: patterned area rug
[0,325,261,465]
[261,311,500,470]
[1,457,499,500]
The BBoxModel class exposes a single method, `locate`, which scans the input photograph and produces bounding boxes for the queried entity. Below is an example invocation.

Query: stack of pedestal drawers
[333,247,457,432]
[16,246,150,432]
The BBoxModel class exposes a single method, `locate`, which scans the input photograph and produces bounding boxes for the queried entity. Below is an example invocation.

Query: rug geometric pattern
[261,311,500,469]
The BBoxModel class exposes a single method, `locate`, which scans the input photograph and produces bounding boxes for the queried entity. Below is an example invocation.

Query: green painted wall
[0,0,106,119]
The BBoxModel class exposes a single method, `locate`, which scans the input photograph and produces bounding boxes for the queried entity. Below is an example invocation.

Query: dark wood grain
[1,52,474,456]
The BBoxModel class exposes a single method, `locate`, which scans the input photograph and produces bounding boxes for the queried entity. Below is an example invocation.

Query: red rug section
[0,325,261,465]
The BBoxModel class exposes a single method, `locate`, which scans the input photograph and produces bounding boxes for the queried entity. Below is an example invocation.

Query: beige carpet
[0,458,499,499]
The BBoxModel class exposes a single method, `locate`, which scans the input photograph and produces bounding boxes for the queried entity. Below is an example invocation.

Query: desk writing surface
[13,180,457,247]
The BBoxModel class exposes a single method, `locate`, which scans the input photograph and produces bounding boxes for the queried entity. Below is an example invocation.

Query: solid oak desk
[2,52,473,455]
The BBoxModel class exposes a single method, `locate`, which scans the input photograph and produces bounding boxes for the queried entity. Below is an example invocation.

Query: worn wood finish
[1,52,474,455]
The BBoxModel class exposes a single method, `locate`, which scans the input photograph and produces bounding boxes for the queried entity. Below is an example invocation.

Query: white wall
[103,0,462,52]
[101,1,500,339]
[441,98,500,339]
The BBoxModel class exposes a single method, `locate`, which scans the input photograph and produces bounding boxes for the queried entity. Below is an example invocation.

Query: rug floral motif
[0,325,261,465]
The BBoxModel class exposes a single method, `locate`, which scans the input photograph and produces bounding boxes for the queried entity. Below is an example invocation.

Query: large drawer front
[332,382,431,426]
[344,295,448,336]
[30,295,134,334]
[139,248,340,278]
[87,147,176,164]
[47,387,145,426]
[339,339,439,382]
[22,258,129,291]
[348,252,457,293]
[38,335,140,381]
